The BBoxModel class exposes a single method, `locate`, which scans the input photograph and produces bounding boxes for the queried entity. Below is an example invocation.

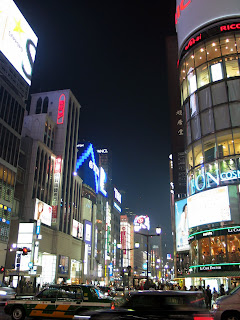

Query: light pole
[136,227,161,288]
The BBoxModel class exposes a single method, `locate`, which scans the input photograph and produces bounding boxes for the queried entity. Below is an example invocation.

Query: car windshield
[93,287,105,298]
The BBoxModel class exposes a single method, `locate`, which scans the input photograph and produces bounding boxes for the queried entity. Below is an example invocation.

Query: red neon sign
[175,0,192,25]
[220,23,240,32]
[57,94,66,124]
[185,34,201,51]
[54,157,62,174]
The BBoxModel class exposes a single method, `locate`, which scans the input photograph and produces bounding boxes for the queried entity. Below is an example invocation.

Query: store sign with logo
[189,168,240,195]
[134,215,150,232]
[52,157,62,224]
[57,94,66,124]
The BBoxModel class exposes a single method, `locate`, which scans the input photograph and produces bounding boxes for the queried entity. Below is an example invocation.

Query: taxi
[4,284,114,320]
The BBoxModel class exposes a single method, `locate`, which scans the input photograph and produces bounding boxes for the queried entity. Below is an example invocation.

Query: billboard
[188,186,231,228]
[175,0,240,50]
[0,0,38,84]
[72,220,83,239]
[133,215,150,232]
[84,220,92,245]
[34,199,52,227]
[175,198,189,252]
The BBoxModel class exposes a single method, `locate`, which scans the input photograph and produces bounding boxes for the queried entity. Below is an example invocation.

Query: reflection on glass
[193,141,203,166]
[219,159,236,185]
[190,93,198,117]
[197,64,210,88]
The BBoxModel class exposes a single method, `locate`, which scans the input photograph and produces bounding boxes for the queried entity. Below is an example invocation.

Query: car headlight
[212,303,220,311]
[0,290,7,296]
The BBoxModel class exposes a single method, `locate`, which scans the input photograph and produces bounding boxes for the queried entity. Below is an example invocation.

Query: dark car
[73,290,214,320]
[98,286,115,297]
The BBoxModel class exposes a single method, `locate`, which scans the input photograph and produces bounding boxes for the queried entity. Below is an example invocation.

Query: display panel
[133,215,150,232]
[188,186,231,228]
[34,198,52,227]
[175,0,240,50]
[175,198,189,251]
[0,0,38,84]
[72,220,83,239]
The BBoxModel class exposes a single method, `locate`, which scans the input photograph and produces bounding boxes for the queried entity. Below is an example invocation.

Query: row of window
[0,86,24,134]
[44,121,55,151]
[32,147,54,206]
[36,97,49,114]
[180,33,240,102]
[190,234,240,266]
[186,128,240,171]
[0,124,20,167]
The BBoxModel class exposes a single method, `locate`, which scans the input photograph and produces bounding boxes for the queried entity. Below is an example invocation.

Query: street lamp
[136,226,161,289]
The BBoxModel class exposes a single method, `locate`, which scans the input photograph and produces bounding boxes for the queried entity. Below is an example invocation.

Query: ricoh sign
[175,0,240,51]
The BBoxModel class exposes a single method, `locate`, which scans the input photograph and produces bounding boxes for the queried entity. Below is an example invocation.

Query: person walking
[220,284,225,296]
[205,285,212,309]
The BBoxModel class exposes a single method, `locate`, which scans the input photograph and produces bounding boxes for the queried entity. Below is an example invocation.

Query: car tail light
[111,302,115,310]
[194,315,214,320]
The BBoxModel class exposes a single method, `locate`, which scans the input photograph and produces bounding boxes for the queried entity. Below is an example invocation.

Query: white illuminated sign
[114,202,121,213]
[99,167,107,197]
[72,220,83,239]
[0,0,38,84]
[97,149,108,153]
[134,215,150,232]
[188,186,231,228]
[34,199,52,227]
[114,187,122,203]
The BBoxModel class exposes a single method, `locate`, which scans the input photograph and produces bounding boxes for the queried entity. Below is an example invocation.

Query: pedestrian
[205,285,212,309]
[220,284,225,296]
[212,287,218,302]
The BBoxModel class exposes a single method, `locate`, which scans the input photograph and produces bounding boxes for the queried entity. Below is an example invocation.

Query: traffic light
[0,266,5,273]
[22,247,30,255]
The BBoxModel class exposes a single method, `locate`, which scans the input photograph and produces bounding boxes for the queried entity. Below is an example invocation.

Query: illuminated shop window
[205,161,218,189]
[196,63,210,88]
[214,104,231,131]
[236,32,240,53]
[217,131,234,158]
[180,62,186,83]
[233,129,240,155]
[220,35,237,56]
[193,141,203,167]
[225,56,239,78]
[201,109,214,135]
[203,136,216,162]
[187,68,197,94]
[190,93,198,117]
[187,147,193,170]
[210,236,226,264]
[210,61,223,82]
[230,102,240,127]
[219,159,236,184]
[206,39,221,61]
[194,46,207,68]
[227,234,240,263]
[190,240,198,266]
[199,238,211,265]
[185,53,195,74]
[182,79,188,101]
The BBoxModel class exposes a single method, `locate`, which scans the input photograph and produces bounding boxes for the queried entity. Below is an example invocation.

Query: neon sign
[99,167,107,197]
[220,23,240,32]
[185,34,201,51]
[114,202,121,213]
[114,187,121,203]
[57,94,66,124]
[189,169,240,195]
[175,0,192,25]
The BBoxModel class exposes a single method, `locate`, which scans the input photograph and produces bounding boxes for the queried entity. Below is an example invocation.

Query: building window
[203,136,216,162]
[214,104,231,131]
[225,56,239,78]
[201,109,214,136]
[36,98,42,114]
[217,131,234,158]
[206,38,221,61]
[196,63,210,88]
[230,102,240,127]
[193,141,203,167]
[42,97,49,113]
[233,129,240,155]
[210,60,223,82]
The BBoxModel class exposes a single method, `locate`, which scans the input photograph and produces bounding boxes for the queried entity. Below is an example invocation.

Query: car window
[91,287,104,298]
[37,288,58,299]
[128,295,158,309]
[58,287,83,300]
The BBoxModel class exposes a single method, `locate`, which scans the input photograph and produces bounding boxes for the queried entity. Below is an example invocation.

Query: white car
[0,284,16,304]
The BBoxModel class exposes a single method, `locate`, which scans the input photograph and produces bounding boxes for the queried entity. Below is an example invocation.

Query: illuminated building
[175,0,240,289]
[0,0,38,280]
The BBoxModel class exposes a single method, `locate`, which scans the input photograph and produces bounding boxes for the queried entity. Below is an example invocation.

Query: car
[212,285,240,320]
[73,290,214,320]
[114,287,125,298]
[4,284,114,320]
[98,286,115,297]
[0,283,16,304]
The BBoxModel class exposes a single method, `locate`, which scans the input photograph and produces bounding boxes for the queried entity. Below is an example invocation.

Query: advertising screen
[34,199,52,227]
[84,220,92,245]
[188,186,231,228]
[133,215,150,232]
[72,220,83,239]
[175,0,240,50]
[175,198,189,252]
[0,0,38,84]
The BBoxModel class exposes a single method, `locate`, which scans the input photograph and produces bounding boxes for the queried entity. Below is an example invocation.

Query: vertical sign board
[52,157,62,224]
[57,94,66,124]
[84,220,92,275]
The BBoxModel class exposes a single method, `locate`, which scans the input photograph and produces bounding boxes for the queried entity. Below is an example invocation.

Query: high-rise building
[175,0,240,290]
[0,0,38,277]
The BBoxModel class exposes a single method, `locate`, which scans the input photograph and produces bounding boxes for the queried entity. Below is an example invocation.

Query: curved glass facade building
[176,6,240,284]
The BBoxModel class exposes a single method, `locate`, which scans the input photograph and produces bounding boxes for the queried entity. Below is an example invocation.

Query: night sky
[15,0,177,256]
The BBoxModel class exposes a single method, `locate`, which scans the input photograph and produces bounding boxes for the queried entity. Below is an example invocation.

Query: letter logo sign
[175,0,192,25]
[57,94,66,124]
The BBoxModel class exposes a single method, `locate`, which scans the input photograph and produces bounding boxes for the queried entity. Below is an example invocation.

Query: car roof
[129,290,203,296]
